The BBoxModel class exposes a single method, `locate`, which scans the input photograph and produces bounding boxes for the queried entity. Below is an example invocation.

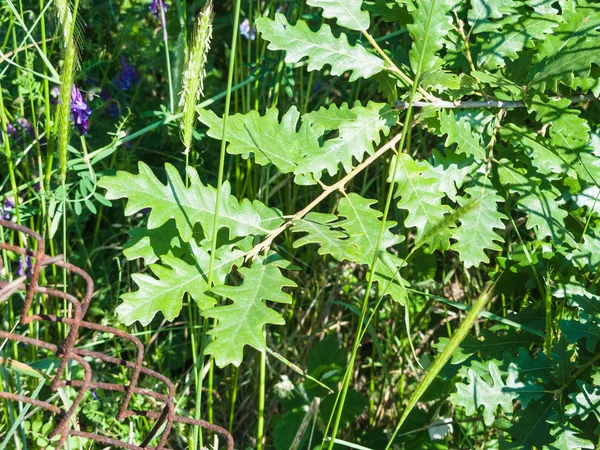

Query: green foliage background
[1,0,600,449]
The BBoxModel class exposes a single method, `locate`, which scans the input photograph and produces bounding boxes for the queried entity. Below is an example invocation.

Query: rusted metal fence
[0,219,234,450]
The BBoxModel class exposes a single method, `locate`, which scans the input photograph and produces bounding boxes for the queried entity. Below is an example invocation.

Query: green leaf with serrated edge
[292,194,407,303]
[390,153,453,247]
[451,362,544,427]
[497,159,576,246]
[467,0,519,34]
[529,5,600,91]
[525,0,558,15]
[432,334,481,364]
[477,13,559,69]
[407,0,454,79]
[292,212,349,258]
[550,337,577,385]
[203,255,297,367]
[527,93,591,148]
[374,72,399,103]
[544,422,595,450]
[505,348,552,383]
[117,243,246,326]
[419,67,461,92]
[565,381,600,421]
[507,395,555,448]
[569,185,600,216]
[256,14,384,82]
[99,162,283,242]
[570,226,600,273]
[296,102,397,182]
[198,106,320,175]
[575,130,600,184]
[500,124,579,178]
[457,358,505,381]
[552,282,600,317]
[560,314,600,352]
[472,70,523,97]
[439,110,486,160]
[450,182,507,268]
[123,221,186,265]
[306,0,370,31]
[364,0,414,23]
[429,151,479,202]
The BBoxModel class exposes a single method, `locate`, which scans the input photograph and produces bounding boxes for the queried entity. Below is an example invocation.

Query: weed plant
[1,0,600,449]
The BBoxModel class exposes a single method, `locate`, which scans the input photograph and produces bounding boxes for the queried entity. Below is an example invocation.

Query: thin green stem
[192,1,243,448]
[159,4,175,113]
[257,331,266,450]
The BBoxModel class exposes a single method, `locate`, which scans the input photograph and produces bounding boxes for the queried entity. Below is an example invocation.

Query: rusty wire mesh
[0,219,234,450]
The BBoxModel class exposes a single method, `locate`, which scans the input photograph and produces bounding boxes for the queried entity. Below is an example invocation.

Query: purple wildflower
[17,255,32,278]
[2,197,15,220]
[70,85,92,135]
[149,0,168,19]
[6,123,18,138]
[91,389,98,400]
[114,56,140,91]
[16,118,34,137]
[239,19,256,40]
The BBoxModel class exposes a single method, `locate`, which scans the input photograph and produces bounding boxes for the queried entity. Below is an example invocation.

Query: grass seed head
[179,0,214,154]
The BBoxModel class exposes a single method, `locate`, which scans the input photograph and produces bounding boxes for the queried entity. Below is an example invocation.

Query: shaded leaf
[477,12,559,69]
[560,314,600,352]
[544,422,595,450]
[429,150,479,202]
[498,159,576,246]
[565,380,600,421]
[529,5,600,91]
[549,337,577,385]
[123,221,185,265]
[570,226,600,273]
[451,362,544,426]
[468,0,519,34]
[552,282,600,317]
[439,110,486,160]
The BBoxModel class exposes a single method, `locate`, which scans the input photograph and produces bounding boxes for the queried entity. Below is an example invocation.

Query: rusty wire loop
[0,219,234,450]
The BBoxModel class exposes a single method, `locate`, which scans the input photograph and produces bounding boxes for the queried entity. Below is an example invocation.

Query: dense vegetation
[1,0,600,448]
